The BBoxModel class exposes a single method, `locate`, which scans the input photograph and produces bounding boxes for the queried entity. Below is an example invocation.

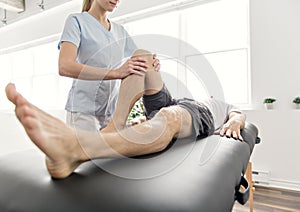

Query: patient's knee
[158,107,181,124]
[132,49,152,57]
[132,49,154,68]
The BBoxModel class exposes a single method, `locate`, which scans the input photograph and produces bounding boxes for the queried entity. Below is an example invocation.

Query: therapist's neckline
[84,11,112,32]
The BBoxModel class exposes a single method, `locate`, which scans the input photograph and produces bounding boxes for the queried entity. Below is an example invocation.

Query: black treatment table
[0,122,260,212]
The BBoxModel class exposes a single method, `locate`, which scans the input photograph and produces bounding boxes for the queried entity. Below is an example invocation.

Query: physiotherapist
[58,0,160,131]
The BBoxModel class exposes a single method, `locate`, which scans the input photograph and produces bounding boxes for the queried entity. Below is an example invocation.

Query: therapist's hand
[114,57,148,79]
[153,54,161,72]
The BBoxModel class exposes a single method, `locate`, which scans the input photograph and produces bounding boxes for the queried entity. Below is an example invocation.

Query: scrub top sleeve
[58,15,81,50]
[124,30,138,58]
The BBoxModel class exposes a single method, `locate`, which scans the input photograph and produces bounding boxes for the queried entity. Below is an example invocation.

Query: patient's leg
[5,83,183,179]
[102,49,164,132]
[104,49,193,137]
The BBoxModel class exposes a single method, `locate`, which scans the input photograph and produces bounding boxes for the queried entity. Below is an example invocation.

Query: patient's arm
[218,111,246,141]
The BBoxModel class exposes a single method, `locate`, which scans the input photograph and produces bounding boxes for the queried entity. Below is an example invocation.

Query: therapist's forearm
[59,60,118,80]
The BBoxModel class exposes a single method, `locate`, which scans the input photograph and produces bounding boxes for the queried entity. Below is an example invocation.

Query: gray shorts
[142,85,215,139]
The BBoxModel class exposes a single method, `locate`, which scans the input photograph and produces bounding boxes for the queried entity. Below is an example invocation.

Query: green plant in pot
[128,98,145,121]
[293,96,300,109]
[263,98,276,110]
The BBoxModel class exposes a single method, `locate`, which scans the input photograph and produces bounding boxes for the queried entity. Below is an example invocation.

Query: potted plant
[128,98,145,121]
[263,98,276,110]
[293,96,300,109]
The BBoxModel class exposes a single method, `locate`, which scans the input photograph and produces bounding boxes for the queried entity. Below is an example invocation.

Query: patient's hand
[215,119,244,141]
[127,116,147,127]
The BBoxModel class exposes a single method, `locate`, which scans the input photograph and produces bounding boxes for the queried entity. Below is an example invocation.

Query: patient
[5,49,246,179]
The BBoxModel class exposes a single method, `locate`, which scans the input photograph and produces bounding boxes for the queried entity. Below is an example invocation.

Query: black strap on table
[235,175,250,205]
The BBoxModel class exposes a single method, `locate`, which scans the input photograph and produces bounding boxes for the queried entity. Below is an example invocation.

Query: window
[123,11,181,97]
[0,38,72,111]
[122,0,250,105]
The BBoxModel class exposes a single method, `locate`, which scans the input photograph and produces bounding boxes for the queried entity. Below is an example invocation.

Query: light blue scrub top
[58,12,137,116]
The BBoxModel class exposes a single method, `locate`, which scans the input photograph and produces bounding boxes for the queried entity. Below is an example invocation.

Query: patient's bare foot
[5,83,88,179]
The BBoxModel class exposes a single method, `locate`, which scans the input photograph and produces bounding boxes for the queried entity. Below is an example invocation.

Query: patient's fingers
[228,129,244,141]
[219,125,228,136]
[232,131,238,139]
[214,129,221,135]
[225,129,232,137]
[237,131,244,141]
[214,128,225,136]
[215,126,244,141]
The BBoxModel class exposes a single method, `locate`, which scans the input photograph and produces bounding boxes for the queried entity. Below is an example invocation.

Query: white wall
[0,0,299,190]
[0,110,66,155]
[0,112,34,155]
[110,0,175,17]
[248,0,300,190]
